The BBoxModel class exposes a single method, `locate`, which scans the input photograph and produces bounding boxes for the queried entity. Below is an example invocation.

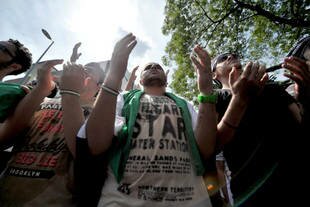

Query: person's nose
[227,55,234,61]
[150,64,160,70]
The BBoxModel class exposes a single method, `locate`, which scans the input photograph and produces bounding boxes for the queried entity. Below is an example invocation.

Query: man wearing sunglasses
[0,39,32,81]
[0,40,107,206]
[211,52,305,206]
[211,53,242,89]
[209,52,266,206]
[0,40,32,175]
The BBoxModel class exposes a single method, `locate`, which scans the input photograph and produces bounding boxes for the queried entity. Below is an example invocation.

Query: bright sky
[0,0,171,82]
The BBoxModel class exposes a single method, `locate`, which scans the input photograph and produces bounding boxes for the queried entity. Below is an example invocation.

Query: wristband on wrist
[197,92,218,104]
[59,89,80,97]
[101,84,119,96]
[223,119,238,129]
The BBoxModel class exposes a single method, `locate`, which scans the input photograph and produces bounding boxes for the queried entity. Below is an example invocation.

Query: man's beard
[0,60,14,71]
[0,62,9,70]
[142,77,166,87]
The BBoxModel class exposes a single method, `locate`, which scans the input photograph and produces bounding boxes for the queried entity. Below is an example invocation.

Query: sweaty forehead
[142,62,165,71]
[142,62,159,68]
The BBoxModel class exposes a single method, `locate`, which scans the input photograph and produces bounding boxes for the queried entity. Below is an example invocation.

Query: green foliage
[162,0,310,103]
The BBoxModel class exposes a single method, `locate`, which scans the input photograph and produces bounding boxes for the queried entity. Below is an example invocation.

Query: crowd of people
[0,33,309,207]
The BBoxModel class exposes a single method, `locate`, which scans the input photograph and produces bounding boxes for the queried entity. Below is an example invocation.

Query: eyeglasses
[0,44,15,59]
[212,53,239,72]
[143,63,164,71]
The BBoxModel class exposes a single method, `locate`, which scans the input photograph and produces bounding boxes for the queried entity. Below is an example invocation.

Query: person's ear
[9,63,22,72]
[3,63,22,75]
[140,79,144,86]
[213,72,217,79]
[84,77,91,86]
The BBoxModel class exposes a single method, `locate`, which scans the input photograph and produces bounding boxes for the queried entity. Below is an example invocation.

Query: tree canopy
[162,0,310,102]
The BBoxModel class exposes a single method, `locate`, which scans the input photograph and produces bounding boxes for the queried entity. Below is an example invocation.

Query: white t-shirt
[216,151,234,206]
[96,94,212,207]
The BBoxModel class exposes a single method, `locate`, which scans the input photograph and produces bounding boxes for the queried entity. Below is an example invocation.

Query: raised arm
[60,63,87,157]
[86,33,137,155]
[190,45,217,160]
[70,42,82,63]
[0,59,63,146]
[283,56,310,125]
[125,65,138,91]
[217,62,268,146]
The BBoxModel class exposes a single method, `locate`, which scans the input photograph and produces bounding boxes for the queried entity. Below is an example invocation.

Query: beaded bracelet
[101,85,119,96]
[59,89,80,97]
[223,119,238,129]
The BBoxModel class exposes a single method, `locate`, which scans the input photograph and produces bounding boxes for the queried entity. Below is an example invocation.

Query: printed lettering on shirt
[116,95,204,203]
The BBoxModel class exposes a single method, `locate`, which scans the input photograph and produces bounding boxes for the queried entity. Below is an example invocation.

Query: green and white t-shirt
[97,94,211,207]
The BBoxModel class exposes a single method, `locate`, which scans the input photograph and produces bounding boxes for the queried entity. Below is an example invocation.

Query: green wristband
[197,92,218,104]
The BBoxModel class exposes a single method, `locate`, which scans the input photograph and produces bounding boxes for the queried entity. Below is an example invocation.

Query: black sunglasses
[212,53,239,72]
[0,44,15,59]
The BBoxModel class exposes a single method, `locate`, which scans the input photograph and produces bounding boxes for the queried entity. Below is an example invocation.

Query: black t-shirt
[216,84,302,206]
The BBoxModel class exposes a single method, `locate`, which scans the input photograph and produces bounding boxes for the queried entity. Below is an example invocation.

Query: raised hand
[60,62,87,94]
[165,69,170,77]
[131,65,139,77]
[85,33,136,155]
[36,59,63,96]
[125,65,139,91]
[70,42,82,63]
[283,56,310,102]
[230,62,268,103]
[105,33,137,90]
[190,45,213,94]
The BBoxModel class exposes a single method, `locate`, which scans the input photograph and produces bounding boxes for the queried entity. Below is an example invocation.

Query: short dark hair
[211,53,239,72]
[7,39,32,75]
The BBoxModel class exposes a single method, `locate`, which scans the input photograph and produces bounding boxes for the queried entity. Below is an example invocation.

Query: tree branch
[214,6,239,23]
[289,0,296,16]
[205,21,223,46]
[194,0,215,23]
[234,0,310,27]
[240,14,257,22]
[192,2,239,48]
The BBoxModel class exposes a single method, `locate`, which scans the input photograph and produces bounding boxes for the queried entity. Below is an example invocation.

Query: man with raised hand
[209,51,306,206]
[77,33,217,206]
[0,39,32,80]
[0,52,105,206]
